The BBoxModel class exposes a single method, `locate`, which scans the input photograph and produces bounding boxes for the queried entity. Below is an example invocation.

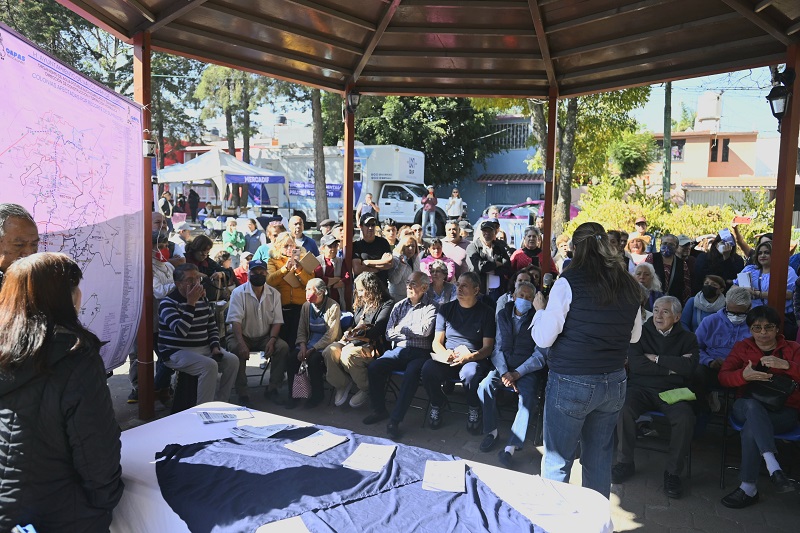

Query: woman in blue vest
[532,222,643,498]
[244,218,266,254]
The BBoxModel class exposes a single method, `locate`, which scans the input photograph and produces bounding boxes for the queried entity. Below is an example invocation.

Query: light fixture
[346,89,361,114]
[766,68,795,132]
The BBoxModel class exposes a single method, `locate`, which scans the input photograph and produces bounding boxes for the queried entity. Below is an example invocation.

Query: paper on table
[196,408,254,424]
[256,515,310,533]
[231,424,293,439]
[422,460,466,493]
[342,443,397,472]
[737,272,751,289]
[284,429,349,457]
[511,476,578,516]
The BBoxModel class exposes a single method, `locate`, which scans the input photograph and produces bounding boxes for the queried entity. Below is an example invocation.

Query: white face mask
[726,312,746,325]
[717,244,727,254]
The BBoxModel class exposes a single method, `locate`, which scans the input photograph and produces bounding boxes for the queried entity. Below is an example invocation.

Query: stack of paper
[342,443,397,472]
[230,424,293,439]
[284,430,349,457]
[421,460,466,493]
[196,408,254,424]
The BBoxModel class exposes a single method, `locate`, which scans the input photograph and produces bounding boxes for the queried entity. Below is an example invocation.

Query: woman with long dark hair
[0,253,123,531]
[532,222,643,498]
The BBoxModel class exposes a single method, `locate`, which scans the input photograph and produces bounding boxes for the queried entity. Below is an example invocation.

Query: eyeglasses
[750,324,777,333]
[725,309,748,317]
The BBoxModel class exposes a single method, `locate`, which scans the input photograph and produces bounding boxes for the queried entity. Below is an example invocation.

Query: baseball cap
[677,234,693,246]
[458,220,473,233]
[359,213,377,226]
[248,259,268,270]
[174,221,192,232]
[480,220,498,231]
[240,251,254,261]
[635,216,647,224]
[319,218,335,228]
[320,234,340,247]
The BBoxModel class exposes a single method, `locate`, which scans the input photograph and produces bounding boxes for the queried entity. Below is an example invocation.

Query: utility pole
[663,81,672,204]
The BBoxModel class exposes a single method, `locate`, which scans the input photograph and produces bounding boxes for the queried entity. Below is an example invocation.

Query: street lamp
[346,89,361,114]
[766,68,795,132]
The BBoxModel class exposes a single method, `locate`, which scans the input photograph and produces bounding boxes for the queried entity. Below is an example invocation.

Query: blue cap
[249,259,268,270]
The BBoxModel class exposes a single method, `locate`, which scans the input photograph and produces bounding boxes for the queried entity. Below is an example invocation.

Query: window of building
[490,121,530,150]
[656,139,686,162]
[710,140,718,162]
[721,138,730,162]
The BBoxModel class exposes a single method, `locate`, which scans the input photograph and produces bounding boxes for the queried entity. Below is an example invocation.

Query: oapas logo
[408,157,417,175]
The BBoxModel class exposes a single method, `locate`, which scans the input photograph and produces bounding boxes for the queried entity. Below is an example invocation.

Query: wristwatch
[655,356,659,365]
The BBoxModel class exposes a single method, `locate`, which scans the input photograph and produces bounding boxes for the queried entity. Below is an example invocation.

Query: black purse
[745,373,798,412]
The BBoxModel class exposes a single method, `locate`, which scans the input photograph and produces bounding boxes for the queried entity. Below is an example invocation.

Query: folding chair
[635,410,693,477]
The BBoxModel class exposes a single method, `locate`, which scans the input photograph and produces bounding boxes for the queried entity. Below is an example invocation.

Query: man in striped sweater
[159,263,239,404]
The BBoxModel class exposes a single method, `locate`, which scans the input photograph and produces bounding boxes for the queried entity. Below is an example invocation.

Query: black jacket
[628,319,699,391]
[0,330,124,532]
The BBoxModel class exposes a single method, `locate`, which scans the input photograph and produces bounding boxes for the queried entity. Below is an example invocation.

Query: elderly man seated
[477,281,546,468]
[693,286,752,411]
[420,272,496,431]
[364,271,438,439]
[225,259,290,406]
[612,296,699,499]
[159,264,239,405]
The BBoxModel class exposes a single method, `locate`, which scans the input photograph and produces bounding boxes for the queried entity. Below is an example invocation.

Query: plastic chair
[634,410,692,477]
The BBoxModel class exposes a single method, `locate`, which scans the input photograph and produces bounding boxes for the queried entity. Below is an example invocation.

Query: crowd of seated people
[142,212,800,509]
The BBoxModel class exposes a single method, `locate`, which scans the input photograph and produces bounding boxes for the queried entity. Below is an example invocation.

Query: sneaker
[386,420,401,440]
[428,406,442,429]
[349,390,370,408]
[664,471,682,499]
[611,462,635,484]
[467,407,481,434]
[770,470,796,493]
[127,389,138,404]
[479,433,498,453]
[334,382,353,407]
[264,388,285,405]
[721,487,760,509]
[498,450,514,469]
[363,410,389,425]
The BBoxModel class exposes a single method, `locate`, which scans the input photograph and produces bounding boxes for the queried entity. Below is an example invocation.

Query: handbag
[745,373,798,412]
[292,362,311,399]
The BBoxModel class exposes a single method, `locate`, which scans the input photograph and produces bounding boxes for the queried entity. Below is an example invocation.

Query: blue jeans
[422,210,436,237]
[732,398,799,483]
[542,369,627,499]
[367,346,430,422]
[479,369,545,448]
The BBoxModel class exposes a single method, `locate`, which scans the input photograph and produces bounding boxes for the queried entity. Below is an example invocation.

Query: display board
[0,24,144,371]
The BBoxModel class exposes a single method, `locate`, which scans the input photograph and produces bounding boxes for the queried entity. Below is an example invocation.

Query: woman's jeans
[422,210,436,237]
[542,369,627,499]
[732,398,798,483]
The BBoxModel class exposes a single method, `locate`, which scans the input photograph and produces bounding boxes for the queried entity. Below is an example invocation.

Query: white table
[112,403,612,533]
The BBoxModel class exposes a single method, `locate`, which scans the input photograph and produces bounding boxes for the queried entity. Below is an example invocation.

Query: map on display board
[0,24,144,371]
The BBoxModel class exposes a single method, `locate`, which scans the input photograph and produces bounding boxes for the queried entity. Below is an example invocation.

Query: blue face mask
[514,297,533,314]
[660,245,675,258]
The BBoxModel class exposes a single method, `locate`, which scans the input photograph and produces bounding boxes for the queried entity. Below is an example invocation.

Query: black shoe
[363,410,389,425]
[664,471,682,499]
[498,450,514,469]
[284,397,297,410]
[264,388,285,405]
[127,389,138,404]
[386,420,401,440]
[467,407,481,434]
[611,462,635,484]
[721,488,759,509]
[770,470,796,493]
[428,406,442,429]
[304,396,323,409]
[480,433,498,453]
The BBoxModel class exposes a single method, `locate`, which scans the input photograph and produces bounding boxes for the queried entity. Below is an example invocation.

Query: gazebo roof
[57,0,799,98]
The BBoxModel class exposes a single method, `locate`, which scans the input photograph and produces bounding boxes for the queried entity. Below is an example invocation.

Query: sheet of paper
[256,515,310,533]
[231,424,293,439]
[511,476,578,516]
[283,271,302,288]
[299,252,321,273]
[196,409,254,424]
[284,429,349,457]
[342,443,397,472]
[422,460,466,493]
[430,351,451,364]
[736,272,751,288]
[453,345,471,357]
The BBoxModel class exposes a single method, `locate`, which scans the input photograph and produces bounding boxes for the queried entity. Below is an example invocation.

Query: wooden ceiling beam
[360,70,548,80]
[134,0,208,34]
[169,23,352,75]
[122,0,155,22]
[402,0,528,7]
[372,50,542,60]
[204,3,363,55]
[284,0,376,31]
[553,13,739,59]
[720,0,796,46]
[754,0,775,13]
[547,0,674,33]
[351,0,402,83]
[528,0,556,89]
[354,86,549,98]
[560,35,776,81]
[788,21,800,36]
[385,27,532,36]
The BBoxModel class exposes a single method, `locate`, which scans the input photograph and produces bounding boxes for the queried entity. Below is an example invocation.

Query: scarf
[693,291,726,313]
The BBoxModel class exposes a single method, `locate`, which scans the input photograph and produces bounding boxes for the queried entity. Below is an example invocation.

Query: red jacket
[718,336,800,411]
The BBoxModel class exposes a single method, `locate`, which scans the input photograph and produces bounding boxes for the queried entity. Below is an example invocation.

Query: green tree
[608,131,657,182]
[671,103,697,132]
[334,96,501,186]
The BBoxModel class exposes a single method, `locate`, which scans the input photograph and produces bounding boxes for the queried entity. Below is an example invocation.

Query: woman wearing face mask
[680,275,726,332]
[0,253,123,531]
[288,279,342,409]
[495,268,535,315]
[734,241,798,339]
[692,233,745,293]
[477,281,546,467]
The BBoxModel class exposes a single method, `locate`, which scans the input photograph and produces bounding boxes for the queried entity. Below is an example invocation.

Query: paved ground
[109,361,800,532]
